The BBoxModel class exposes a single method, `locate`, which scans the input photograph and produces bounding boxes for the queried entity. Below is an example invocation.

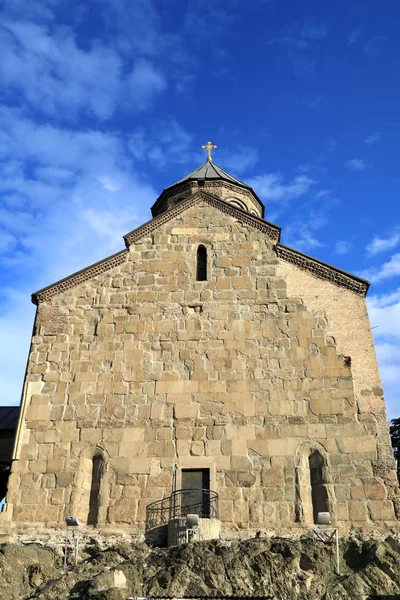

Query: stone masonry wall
[4,199,399,534]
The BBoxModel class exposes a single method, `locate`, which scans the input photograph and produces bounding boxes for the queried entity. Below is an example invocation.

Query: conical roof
[167,159,251,190]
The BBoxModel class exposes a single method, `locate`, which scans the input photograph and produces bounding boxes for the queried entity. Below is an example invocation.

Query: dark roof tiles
[0,406,20,431]
[168,160,251,190]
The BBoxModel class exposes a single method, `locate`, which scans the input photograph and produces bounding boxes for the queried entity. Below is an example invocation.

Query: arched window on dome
[196,245,207,281]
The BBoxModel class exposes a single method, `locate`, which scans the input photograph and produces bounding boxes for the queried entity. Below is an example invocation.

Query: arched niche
[73,447,108,526]
[294,442,334,525]
[226,197,248,211]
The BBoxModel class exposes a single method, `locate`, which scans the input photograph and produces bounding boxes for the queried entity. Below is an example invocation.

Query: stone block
[261,467,284,488]
[231,440,248,455]
[26,405,51,421]
[267,439,287,456]
[368,500,395,521]
[364,479,386,500]
[348,500,368,522]
[174,403,199,419]
[231,456,251,470]
[20,444,38,460]
[219,500,234,522]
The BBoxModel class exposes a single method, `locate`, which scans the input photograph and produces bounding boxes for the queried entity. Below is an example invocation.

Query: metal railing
[146,488,219,531]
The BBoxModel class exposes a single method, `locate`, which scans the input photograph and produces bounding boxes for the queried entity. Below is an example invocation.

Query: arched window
[295,446,330,524]
[309,451,329,524]
[196,245,207,281]
[87,454,104,526]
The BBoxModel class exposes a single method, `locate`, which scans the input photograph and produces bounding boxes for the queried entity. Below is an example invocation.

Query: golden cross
[201,141,217,162]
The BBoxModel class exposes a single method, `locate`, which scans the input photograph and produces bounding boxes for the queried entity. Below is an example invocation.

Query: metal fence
[146,488,219,531]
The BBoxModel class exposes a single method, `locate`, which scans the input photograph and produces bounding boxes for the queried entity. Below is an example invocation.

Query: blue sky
[0,0,399,419]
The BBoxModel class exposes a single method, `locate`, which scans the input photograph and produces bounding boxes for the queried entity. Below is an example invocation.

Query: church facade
[2,148,399,537]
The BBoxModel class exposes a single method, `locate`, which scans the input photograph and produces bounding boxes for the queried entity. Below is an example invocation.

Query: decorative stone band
[125,190,280,246]
[32,250,128,304]
[153,176,265,218]
[276,244,370,297]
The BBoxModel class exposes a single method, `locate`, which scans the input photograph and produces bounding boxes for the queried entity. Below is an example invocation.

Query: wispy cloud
[247,173,315,203]
[335,240,352,255]
[128,120,193,169]
[347,28,361,47]
[302,95,326,109]
[270,19,328,47]
[367,289,400,417]
[345,158,368,171]
[268,19,327,79]
[0,20,168,121]
[316,189,331,199]
[364,36,387,57]
[219,146,259,175]
[359,253,400,283]
[326,139,337,152]
[367,232,400,256]
[365,132,382,145]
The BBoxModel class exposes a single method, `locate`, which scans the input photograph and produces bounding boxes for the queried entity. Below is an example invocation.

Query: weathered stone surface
[1,536,400,600]
[5,177,399,534]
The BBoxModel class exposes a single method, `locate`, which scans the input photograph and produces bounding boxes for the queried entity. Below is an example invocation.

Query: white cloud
[127,58,167,111]
[0,291,35,407]
[335,240,352,255]
[359,254,400,283]
[128,120,193,169]
[364,36,387,57]
[345,158,368,171]
[368,291,400,418]
[368,288,400,338]
[0,108,155,277]
[0,109,161,406]
[0,20,168,121]
[219,146,259,175]
[367,232,400,256]
[326,139,337,152]
[365,132,382,145]
[247,173,315,203]
[347,28,361,46]
[316,189,331,199]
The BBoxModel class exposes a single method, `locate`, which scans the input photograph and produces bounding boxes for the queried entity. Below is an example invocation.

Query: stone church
[2,144,399,541]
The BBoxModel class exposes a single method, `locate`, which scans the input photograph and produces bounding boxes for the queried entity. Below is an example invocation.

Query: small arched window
[309,451,329,524]
[196,245,207,281]
[87,454,105,526]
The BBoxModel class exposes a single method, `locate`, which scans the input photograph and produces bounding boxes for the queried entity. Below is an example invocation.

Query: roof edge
[32,249,128,304]
[32,190,281,304]
[276,243,370,297]
[125,189,280,246]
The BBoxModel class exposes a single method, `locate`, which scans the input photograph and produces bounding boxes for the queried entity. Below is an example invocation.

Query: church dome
[151,143,265,219]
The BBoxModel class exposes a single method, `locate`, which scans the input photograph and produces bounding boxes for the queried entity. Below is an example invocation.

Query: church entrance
[181,468,210,517]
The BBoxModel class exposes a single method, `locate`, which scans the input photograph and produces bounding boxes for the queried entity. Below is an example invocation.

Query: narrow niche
[309,450,329,524]
[196,245,207,281]
[295,449,330,524]
[87,454,105,526]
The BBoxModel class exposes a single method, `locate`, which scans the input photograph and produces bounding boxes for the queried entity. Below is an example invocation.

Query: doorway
[181,469,210,517]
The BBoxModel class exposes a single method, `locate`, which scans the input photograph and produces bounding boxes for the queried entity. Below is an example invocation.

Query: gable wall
[5,201,399,532]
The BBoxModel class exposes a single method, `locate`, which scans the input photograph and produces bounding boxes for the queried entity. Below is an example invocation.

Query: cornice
[32,191,280,304]
[151,179,265,218]
[125,190,280,246]
[32,250,128,304]
[275,244,370,297]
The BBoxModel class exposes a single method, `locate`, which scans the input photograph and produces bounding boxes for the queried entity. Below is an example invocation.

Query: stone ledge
[275,244,370,297]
